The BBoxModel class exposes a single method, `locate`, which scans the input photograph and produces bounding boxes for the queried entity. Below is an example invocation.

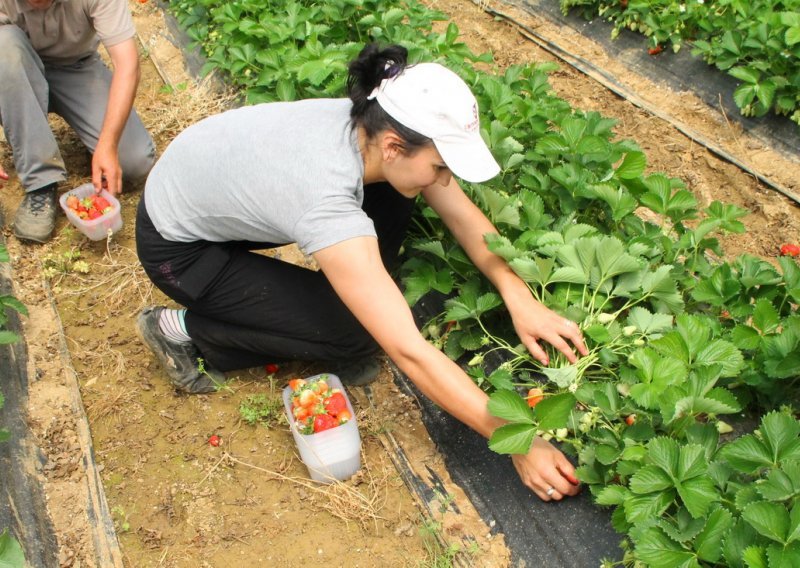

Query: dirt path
[0,1,798,567]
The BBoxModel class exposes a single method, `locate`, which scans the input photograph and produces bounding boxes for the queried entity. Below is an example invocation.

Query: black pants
[136,183,415,372]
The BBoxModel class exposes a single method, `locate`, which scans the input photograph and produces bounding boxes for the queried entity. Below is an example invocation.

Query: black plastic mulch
[0,227,59,568]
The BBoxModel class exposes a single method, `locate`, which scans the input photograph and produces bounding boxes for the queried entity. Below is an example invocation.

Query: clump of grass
[239,394,283,427]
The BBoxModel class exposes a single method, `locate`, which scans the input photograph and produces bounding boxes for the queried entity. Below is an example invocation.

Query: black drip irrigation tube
[474,0,800,206]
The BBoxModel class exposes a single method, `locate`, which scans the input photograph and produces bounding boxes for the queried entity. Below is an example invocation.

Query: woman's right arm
[314,236,580,501]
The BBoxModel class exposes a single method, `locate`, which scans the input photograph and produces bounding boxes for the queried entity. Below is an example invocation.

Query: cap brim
[434,135,501,184]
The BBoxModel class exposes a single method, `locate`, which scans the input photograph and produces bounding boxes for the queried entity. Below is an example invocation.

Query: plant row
[167,0,800,565]
[559,0,800,127]
[0,242,28,567]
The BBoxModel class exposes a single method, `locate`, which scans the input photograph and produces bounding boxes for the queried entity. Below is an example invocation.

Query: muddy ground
[1,0,798,567]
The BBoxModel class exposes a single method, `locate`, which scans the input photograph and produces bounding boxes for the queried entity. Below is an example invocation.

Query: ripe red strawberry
[208,434,221,447]
[323,392,347,417]
[313,413,338,433]
[625,414,637,426]
[265,363,279,374]
[648,45,664,55]
[87,208,103,220]
[337,409,352,424]
[93,196,111,211]
[780,244,800,257]
[288,378,306,391]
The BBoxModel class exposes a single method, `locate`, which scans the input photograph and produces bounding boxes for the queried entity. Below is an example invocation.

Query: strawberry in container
[282,373,361,483]
[59,182,123,240]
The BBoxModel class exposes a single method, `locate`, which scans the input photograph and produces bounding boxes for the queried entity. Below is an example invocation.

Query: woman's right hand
[0,164,8,181]
[511,437,581,501]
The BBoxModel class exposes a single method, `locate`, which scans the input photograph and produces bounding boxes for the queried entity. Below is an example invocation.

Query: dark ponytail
[347,43,431,152]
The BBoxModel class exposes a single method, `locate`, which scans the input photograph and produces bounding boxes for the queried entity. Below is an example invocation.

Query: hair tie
[367,60,400,101]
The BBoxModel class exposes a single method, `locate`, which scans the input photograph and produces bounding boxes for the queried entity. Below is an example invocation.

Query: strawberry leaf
[742,501,789,544]
[630,464,673,494]
[694,507,734,563]
[594,484,630,506]
[758,460,800,502]
[487,390,534,424]
[633,527,697,568]
[540,365,578,389]
[626,307,673,336]
[508,257,555,287]
[677,476,718,519]
[696,340,744,377]
[741,545,768,568]
[615,151,646,180]
[624,492,674,524]
[767,542,800,568]
[752,298,780,334]
[761,412,800,464]
[488,423,536,455]
[533,392,576,430]
[0,331,20,345]
[722,434,775,474]
[0,529,24,568]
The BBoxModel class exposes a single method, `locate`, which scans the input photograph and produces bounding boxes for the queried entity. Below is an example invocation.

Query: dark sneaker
[330,355,381,386]
[14,184,58,243]
[136,306,225,394]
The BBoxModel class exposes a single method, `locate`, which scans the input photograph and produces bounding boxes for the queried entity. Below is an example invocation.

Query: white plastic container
[59,183,122,241]
[282,373,361,483]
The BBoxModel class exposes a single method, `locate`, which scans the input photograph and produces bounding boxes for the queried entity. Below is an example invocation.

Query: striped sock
[158,308,191,343]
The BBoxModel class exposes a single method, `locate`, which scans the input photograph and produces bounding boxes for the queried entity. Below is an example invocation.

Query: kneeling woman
[136,44,587,501]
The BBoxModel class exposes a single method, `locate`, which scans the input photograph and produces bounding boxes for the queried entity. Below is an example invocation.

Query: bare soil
[1,0,798,567]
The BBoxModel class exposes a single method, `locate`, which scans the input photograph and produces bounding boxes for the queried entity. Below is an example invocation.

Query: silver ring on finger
[546,486,556,497]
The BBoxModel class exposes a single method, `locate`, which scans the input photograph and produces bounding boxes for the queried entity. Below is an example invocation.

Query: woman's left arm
[421,178,588,365]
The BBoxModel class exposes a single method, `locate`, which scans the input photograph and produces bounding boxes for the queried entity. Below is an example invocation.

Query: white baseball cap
[369,63,501,183]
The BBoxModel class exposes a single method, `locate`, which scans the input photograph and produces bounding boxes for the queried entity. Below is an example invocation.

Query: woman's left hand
[511,437,581,501]
[510,296,588,366]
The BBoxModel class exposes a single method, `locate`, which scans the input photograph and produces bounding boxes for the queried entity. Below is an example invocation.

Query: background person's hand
[92,142,122,195]
[510,296,588,366]
[512,437,581,501]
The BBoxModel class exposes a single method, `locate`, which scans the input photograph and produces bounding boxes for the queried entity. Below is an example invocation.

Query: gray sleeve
[89,0,135,48]
[294,200,377,254]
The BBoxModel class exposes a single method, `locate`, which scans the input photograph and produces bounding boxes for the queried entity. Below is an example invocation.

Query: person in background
[0,0,155,243]
[135,43,587,501]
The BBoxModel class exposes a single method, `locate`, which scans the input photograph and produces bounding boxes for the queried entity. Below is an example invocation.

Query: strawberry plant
[0,245,27,346]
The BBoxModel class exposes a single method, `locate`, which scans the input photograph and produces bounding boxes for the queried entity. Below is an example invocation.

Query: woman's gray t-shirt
[144,98,376,254]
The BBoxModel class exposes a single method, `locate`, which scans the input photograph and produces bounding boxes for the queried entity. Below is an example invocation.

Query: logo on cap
[464,102,479,133]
